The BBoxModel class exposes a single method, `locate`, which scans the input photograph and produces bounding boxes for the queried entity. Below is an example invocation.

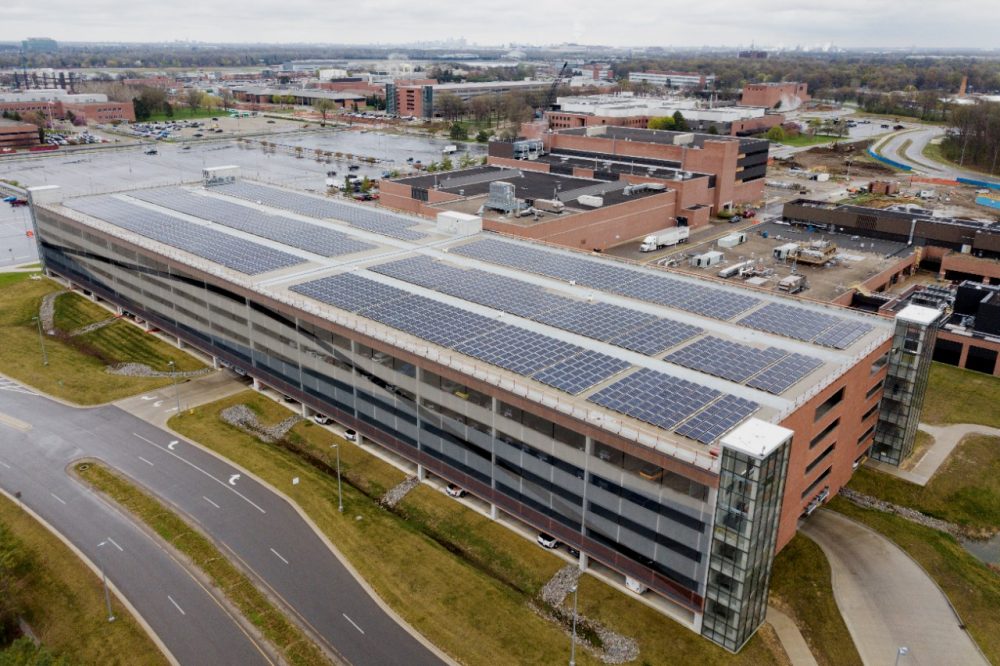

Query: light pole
[569,583,579,666]
[894,646,909,666]
[97,541,116,622]
[331,444,343,512]
[31,316,48,366]
[167,360,180,413]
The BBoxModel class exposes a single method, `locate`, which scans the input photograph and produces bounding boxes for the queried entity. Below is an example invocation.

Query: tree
[766,126,786,142]
[440,156,454,171]
[672,110,688,131]
[476,129,490,142]
[313,98,335,125]
[137,86,167,116]
[449,122,468,141]
[435,92,466,122]
[707,124,719,135]
[220,88,235,112]
[647,116,676,130]
[185,88,203,113]
[133,95,151,121]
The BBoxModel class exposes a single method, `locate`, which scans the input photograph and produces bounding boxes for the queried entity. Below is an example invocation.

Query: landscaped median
[74,461,328,666]
[0,493,166,665]
[0,272,205,404]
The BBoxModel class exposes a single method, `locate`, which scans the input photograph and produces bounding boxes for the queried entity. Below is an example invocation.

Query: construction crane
[537,62,571,118]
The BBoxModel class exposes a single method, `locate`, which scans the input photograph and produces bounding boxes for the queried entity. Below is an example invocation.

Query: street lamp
[569,583,579,666]
[167,360,180,413]
[96,541,116,622]
[330,443,343,512]
[894,646,909,666]
[31,316,48,366]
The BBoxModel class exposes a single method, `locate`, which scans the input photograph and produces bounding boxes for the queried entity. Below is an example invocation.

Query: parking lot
[0,198,37,267]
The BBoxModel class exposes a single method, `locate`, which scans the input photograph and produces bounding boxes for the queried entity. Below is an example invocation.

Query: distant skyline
[7,0,1000,51]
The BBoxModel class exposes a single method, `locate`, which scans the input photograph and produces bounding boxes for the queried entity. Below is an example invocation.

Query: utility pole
[32,316,48,366]
[167,360,180,413]
[97,541,116,622]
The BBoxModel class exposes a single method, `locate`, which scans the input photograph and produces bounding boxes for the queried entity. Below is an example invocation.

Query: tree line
[942,101,1000,175]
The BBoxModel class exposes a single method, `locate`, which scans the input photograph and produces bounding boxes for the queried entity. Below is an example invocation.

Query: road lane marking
[50,492,66,505]
[138,456,155,466]
[132,433,266,514]
[107,538,124,552]
[202,496,220,509]
[0,461,10,469]
[269,548,288,565]
[0,412,31,432]
[342,613,365,635]
[168,440,178,451]
[167,595,186,616]
[228,474,240,486]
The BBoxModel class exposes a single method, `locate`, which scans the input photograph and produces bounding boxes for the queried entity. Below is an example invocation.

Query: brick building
[0,122,41,150]
[0,90,134,124]
[740,83,810,110]
[385,80,551,118]
[628,71,716,90]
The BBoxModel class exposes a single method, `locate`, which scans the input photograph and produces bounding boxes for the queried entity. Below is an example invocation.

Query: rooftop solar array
[290,271,629,395]
[746,353,825,395]
[208,181,427,241]
[370,255,702,356]
[674,394,760,445]
[66,196,305,275]
[451,237,759,320]
[452,237,875,349]
[666,337,787,384]
[127,188,376,258]
[736,302,874,349]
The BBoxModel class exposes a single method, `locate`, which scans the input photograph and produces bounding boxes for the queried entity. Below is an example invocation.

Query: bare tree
[435,92,467,122]
[185,88,203,114]
[313,98,335,125]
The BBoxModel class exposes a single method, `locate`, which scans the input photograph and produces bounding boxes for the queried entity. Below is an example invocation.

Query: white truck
[639,226,690,252]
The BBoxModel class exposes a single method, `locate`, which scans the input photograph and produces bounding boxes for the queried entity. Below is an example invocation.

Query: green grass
[769,534,862,666]
[52,291,113,332]
[169,391,788,666]
[0,274,205,404]
[0,495,166,665]
[923,362,1000,428]
[146,108,223,122]
[76,462,327,666]
[849,434,1000,534]
[829,498,1000,664]
[776,134,844,147]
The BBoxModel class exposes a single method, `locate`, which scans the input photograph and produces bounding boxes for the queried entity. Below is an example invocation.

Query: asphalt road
[878,127,1000,185]
[0,376,444,666]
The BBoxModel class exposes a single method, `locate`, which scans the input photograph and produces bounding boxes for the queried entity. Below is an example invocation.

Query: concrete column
[211,356,220,370]
[300,403,309,418]
[578,552,589,572]
[115,305,124,316]
[252,377,261,391]
[489,504,498,520]
[415,464,425,480]
[176,337,186,350]
[88,291,97,303]
[958,343,970,370]
[141,319,152,332]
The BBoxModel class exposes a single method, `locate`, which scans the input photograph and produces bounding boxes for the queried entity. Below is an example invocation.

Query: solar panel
[127,187,376,258]
[210,181,427,241]
[532,301,655,342]
[290,272,411,313]
[608,318,702,355]
[454,325,583,376]
[531,350,631,395]
[746,353,824,394]
[361,295,501,348]
[738,302,874,349]
[587,368,721,431]
[674,394,760,444]
[666,337,787,383]
[66,196,305,275]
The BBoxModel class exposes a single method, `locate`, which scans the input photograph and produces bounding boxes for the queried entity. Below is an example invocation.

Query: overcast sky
[8,0,1000,50]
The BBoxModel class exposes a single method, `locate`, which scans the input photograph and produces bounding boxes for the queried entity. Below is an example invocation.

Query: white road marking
[167,595,186,616]
[269,548,288,565]
[132,433,266,514]
[167,440,178,451]
[342,613,365,635]
[0,461,10,469]
[0,412,31,432]
[228,474,240,486]
[50,492,66,505]
[202,496,220,509]
[164,407,177,413]
[107,538,124,552]
[153,400,163,407]
[138,456,155,466]
[140,395,156,401]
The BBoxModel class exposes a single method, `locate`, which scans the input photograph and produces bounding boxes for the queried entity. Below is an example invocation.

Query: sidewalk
[869,422,1000,486]
[113,369,246,428]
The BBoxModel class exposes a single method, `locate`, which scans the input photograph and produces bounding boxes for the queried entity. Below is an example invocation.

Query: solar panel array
[369,255,702,355]
[674,394,760,445]
[290,272,629,395]
[746,353,824,395]
[451,237,760,320]
[66,196,305,275]
[209,181,427,241]
[737,302,874,349]
[128,188,376,258]
[666,337,787,384]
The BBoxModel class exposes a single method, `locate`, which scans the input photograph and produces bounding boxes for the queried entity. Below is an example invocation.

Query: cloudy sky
[7,0,1000,49]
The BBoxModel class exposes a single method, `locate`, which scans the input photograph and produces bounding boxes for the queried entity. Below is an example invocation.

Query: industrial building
[547,93,785,136]
[0,89,134,124]
[385,80,551,118]
[628,71,716,90]
[229,86,365,109]
[28,168,936,652]
[739,82,810,110]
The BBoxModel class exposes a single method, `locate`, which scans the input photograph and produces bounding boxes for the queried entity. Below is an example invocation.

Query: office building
[628,71,716,90]
[29,170,912,652]
[385,80,551,118]
[0,89,134,124]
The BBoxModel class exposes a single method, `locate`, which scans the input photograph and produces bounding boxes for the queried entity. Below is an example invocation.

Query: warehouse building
[628,71,716,90]
[385,80,550,118]
[30,171,926,652]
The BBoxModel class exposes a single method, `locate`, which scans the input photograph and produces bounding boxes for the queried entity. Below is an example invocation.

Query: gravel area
[70,318,117,337]
[38,291,65,334]
[538,564,640,664]
[106,362,213,379]
[839,487,962,535]
[379,475,420,508]
[219,403,302,443]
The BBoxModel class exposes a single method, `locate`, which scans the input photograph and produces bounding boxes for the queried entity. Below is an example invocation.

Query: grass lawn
[849,434,1000,534]
[923,362,1000,428]
[769,534,862,666]
[76,462,326,666]
[170,391,787,666]
[776,134,844,147]
[0,495,166,665]
[146,108,222,122]
[0,273,205,403]
[829,498,1000,664]
[922,139,999,178]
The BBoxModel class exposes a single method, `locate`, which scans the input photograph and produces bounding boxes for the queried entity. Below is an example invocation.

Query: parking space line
[202,496,220,509]
[107,537,124,552]
[50,492,66,505]
[138,456,155,466]
[269,548,288,565]
[343,613,364,635]
[167,595,186,616]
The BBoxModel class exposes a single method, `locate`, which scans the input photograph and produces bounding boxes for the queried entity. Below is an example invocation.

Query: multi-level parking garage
[28,170,928,652]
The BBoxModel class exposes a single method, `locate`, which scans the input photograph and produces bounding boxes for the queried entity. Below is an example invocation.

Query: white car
[344,429,357,442]
[445,484,467,498]
[536,533,560,549]
[312,414,331,425]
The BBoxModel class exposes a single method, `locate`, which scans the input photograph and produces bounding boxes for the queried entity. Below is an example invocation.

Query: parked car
[313,414,331,425]
[445,484,467,498]
[144,148,158,155]
[565,545,580,558]
[344,429,357,442]
[537,533,560,549]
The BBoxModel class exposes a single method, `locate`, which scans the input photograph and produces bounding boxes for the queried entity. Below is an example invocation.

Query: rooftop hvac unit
[485,181,523,215]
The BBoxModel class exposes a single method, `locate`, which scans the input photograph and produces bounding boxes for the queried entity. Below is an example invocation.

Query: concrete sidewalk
[870,423,1000,486]
[802,510,986,666]
[767,606,819,666]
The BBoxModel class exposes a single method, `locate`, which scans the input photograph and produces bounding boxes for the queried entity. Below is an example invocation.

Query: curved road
[0,376,444,666]
[801,510,986,666]
[878,127,1000,185]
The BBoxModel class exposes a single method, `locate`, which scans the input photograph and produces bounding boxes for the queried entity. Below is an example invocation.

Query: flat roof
[896,304,942,326]
[558,126,767,152]
[46,179,893,471]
